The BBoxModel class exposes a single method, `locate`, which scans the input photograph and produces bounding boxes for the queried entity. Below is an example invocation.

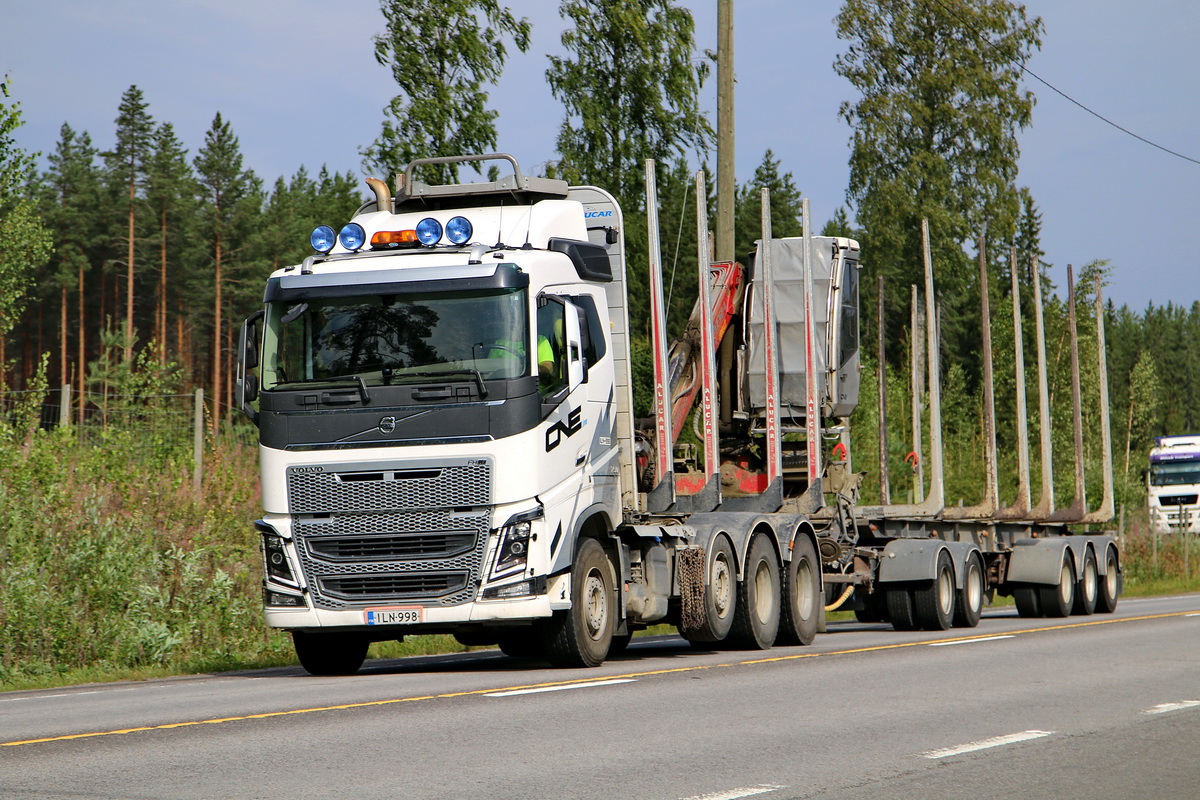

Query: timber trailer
[236,154,1120,675]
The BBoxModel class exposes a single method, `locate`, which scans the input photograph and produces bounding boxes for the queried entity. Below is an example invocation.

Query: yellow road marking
[3,609,1195,748]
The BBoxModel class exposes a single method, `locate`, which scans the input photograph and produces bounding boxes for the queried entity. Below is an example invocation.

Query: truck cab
[239,155,636,673]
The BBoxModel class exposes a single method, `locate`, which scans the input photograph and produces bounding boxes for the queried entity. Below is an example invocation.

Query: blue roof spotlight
[445,216,473,245]
[338,222,367,251]
[310,225,337,254]
[415,217,443,246]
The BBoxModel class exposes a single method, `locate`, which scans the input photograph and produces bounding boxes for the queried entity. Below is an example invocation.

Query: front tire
[730,534,781,649]
[543,538,615,667]
[292,631,368,676]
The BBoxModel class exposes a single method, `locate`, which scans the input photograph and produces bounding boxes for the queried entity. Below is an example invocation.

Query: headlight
[310,225,336,254]
[261,532,297,584]
[339,222,366,251]
[445,216,473,245]
[489,507,543,580]
[415,217,443,246]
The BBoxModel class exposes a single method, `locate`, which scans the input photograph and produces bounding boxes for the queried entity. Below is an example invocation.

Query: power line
[929,0,1200,167]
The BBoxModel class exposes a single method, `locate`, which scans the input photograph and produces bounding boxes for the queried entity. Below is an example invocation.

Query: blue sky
[3,1,1197,311]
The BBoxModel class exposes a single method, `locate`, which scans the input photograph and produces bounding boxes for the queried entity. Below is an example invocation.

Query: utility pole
[715,0,735,264]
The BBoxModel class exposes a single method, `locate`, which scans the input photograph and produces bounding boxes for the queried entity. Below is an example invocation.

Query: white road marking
[1146,700,1200,714]
[0,691,102,703]
[922,730,1054,759]
[680,786,785,800]
[929,635,1015,647]
[485,679,636,697]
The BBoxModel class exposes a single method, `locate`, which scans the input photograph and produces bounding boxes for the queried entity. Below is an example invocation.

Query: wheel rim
[966,563,982,611]
[712,552,733,618]
[1104,553,1118,596]
[753,559,773,622]
[1084,558,1098,602]
[797,560,815,620]
[937,567,954,616]
[1059,562,1074,604]
[583,568,608,641]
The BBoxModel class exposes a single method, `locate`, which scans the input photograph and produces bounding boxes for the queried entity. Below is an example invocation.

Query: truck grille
[306,533,476,561]
[318,572,469,601]
[286,460,491,610]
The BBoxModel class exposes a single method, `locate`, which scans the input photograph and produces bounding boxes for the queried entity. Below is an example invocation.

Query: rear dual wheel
[778,535,821,645]
[1073,549,1099,616]
[1039,557,1077,618]
[730,534,781,650]
[913,550,955,631]
[1096,546,1120,613]
[680,535,738,645]
[952,555,985,628]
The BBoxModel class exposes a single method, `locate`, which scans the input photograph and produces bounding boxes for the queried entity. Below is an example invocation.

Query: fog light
[263,588,306,607]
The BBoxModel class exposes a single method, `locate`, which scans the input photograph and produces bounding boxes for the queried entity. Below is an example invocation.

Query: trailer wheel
[730,534,781,649]
[886,586,918,631]
[680,535,738,644]
[952,555,984,628]
[1095,546,1120,613]
[1039,556,1076,618]
[292,631,368,676]
[913,550,955,631]
[1013,584,1042,618]
[778,535,821,645]
[1072,548,1099,616]
[543,537,614,667]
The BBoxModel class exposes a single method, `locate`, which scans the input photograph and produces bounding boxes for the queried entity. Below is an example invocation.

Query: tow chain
[677,546,707,631]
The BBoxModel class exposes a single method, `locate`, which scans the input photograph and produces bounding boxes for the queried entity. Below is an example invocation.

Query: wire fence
[0,386,256,485]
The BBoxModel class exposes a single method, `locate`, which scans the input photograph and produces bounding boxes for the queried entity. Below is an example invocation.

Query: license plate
[364,606,422,625]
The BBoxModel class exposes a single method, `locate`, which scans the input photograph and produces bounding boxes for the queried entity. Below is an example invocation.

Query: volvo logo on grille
[378,416,397,435]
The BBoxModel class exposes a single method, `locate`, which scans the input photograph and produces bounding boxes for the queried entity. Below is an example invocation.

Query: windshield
[1150,460,1200,487]
[261,286,530,389]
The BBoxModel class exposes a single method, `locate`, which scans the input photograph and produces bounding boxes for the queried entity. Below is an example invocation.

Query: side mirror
[237,310,264,425]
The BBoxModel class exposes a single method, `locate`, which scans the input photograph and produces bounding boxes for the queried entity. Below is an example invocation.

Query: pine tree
[44,123,103,397]
[195,113,256,428]
[102,85,155,363]
[145,122,196,363]
[733,149,803,263]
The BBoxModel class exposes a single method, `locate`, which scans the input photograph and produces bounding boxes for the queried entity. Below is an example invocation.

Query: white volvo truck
[238,154,1120,675]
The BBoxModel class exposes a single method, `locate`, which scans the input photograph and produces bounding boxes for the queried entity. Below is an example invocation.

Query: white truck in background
[1147,435,1200,534]
[237,154,1120,675]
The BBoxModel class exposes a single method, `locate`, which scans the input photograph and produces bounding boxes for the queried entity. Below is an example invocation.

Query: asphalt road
[2,594,1198,800]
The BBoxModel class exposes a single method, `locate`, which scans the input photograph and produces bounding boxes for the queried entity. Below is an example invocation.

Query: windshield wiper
[278,375,370,403]
[408,369,489,398]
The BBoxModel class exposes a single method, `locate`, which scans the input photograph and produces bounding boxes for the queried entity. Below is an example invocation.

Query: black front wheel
[543,538,615,667]
[292,631,368,676]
